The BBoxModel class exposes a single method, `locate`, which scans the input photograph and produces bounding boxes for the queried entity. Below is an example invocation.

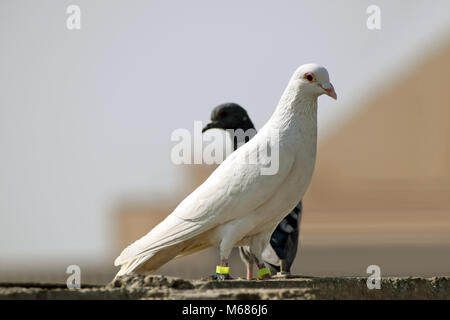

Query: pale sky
[0,0,449,265]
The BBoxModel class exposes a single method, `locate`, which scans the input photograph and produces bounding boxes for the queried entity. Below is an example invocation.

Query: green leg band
[216,265,230,274]
[257,267,271,279]
[212,265,232,280]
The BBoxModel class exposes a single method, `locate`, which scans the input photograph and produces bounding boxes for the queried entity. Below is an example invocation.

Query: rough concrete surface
[0,275,449,300]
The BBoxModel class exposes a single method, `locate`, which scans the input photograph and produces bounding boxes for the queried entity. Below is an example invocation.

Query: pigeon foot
[210,273,233,280]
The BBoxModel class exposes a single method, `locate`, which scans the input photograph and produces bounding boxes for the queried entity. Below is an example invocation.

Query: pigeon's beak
[321,82,337,100]
[202,121,222,133]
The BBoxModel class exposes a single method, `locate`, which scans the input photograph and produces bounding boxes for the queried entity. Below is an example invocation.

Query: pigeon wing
[115,137,294,266]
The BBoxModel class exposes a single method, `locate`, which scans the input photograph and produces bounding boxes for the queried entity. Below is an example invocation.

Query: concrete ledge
[1,275,449,300]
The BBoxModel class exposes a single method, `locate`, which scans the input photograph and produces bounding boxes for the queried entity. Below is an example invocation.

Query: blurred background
[0,1,449,285]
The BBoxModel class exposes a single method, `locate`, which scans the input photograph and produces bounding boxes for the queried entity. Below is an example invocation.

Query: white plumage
[114,64,336,278]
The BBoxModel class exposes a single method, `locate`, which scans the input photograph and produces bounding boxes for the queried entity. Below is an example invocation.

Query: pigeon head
[202,103,255,133]
[291,64,337,100]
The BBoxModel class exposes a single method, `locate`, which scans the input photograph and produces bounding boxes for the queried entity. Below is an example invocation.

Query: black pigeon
[203,102,303,279]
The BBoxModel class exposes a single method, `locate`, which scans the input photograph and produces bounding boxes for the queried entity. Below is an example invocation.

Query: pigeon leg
[220,258,229,267]
[249,232,273,280]
[246,261,254,280]
[211,242,234,280]
[239,246,256,280]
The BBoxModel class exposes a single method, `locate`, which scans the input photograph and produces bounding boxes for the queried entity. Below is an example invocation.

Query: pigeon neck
[271,84,318,130]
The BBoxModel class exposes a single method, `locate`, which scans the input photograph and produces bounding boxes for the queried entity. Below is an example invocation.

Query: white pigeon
[114,64,337,279]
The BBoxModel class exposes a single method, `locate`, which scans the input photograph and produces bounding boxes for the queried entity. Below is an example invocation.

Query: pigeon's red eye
[304,73,315,82]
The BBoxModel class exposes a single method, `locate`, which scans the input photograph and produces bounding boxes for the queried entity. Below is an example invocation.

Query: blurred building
[115,39,450,278]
